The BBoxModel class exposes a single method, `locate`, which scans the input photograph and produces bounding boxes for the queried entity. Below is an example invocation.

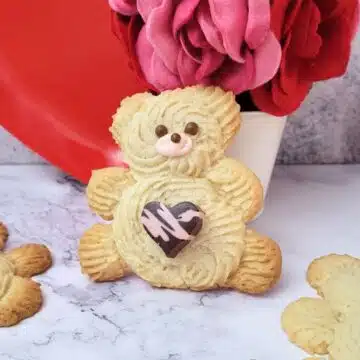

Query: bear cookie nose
[171,133,181,143]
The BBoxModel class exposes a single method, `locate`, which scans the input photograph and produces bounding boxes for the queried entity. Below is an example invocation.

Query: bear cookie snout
[155,132,193,157]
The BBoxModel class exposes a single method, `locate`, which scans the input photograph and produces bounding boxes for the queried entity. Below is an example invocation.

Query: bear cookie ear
[209,88,241,148]
[110,92,154,145]
[180,86,242,148]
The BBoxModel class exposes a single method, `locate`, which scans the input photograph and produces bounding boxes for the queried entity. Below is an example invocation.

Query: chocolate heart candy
[141,201,204,258]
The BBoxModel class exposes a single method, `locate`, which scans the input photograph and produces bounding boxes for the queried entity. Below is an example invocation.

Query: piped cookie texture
[0,222,52,327]
[79,85,282,294]
[141,201,204,258]
[281,254,360,360]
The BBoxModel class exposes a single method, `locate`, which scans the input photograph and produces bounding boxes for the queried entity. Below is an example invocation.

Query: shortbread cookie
[0,223,52,327]
[0,222,8,250]
[79,85,282,294]
[282,254,360,360]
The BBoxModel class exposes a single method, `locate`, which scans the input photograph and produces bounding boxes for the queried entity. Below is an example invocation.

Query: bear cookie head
[110,85,241,178]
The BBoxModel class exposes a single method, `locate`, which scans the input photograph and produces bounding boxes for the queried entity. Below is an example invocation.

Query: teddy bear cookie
[79,85,282,294]
[0,222,52,327]
[281,254,360,360]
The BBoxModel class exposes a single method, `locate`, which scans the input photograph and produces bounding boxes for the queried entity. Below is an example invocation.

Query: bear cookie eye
[184,122,199,136]
[155,124,168,138]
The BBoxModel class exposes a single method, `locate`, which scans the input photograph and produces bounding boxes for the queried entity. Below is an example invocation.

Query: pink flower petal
[109,0,138,15]
[196,49,224,80]
[173,0,201,36]
[137,0,162,22]
[208,0,247,63]
[146,0,180,73]
[177,49,199,86]
[179,33,201,63]
[197,1,226,54]
[246,0,270,49]
[214,52,255,94]
[136,28,181,91]
[186,19,209,48]
[249,31,281,89]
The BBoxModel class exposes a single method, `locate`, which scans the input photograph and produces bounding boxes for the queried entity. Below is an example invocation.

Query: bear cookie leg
[226,229,282,294]
[79,224,130,282]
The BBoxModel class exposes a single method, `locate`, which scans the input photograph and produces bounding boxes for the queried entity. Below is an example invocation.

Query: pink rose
[109,0,282,94]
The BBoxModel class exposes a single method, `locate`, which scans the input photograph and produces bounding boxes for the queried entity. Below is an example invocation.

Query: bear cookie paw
[79,85,282,295]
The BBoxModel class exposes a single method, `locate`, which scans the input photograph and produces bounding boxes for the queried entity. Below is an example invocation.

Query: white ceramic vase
[225,111,287,199]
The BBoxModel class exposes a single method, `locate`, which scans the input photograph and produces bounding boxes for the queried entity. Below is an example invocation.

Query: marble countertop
[0,164,359,360]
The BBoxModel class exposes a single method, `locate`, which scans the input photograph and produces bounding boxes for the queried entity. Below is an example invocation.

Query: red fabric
[0,1,149,183]
[250,0,359,116]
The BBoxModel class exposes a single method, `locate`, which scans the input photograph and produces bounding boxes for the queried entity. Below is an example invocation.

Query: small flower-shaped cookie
[282,254,360,360]
[0,222,52,327]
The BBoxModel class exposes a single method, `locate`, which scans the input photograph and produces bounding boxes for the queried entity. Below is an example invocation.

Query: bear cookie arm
[206,157,264,222]
[80,167,135,282]
[0,227,52,327]
[86,167,135,221]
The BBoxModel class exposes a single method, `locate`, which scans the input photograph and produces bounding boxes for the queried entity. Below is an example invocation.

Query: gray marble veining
[0,164,360,360]
[1,34,359,165]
